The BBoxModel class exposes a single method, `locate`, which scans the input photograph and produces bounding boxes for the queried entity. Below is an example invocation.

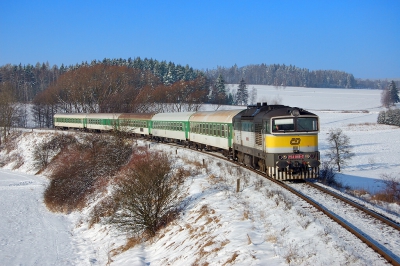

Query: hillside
[1,85,399,265]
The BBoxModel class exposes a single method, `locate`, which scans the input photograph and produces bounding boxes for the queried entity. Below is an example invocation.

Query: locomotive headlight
[291,108,300,117]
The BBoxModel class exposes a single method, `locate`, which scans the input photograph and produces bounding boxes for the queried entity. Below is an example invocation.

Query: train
[54,102,320,180]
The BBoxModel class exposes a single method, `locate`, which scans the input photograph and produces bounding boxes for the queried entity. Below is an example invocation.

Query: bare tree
[109,149,185,237]
[0,82,18,145]
[249,86,257,105]
[325,128,354,172]
[381,88,391,108]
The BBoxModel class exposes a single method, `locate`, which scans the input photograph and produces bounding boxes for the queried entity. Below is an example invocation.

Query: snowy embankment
[0,86,399,265]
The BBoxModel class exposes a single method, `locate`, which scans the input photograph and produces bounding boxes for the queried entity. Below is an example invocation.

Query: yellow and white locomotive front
[265,108,320,179]
[232,103,320,180]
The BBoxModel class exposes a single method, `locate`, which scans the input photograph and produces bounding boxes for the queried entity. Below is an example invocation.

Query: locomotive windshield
[273,118,294,131]
[272,117,318,132]
[297,117,318,131]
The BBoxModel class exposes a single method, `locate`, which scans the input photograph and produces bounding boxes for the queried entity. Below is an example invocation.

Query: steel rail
[306,181,400,231]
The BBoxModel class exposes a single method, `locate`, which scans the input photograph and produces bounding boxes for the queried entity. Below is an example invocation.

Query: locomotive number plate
[288,154,304,159]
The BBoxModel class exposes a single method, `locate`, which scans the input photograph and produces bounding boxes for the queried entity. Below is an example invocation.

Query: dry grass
[223,252,239,265]
[175,167,192,180]
[346,173,400,206]
[347,122,375,127]
[266,233,278,243]
[88,195,118,228]
[111,236,142,256]
[349,188,369,197]
[242,209,250,220]
[282,241,301,265]
[195,205,211,223]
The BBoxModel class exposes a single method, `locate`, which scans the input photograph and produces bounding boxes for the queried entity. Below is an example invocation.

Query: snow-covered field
[0,85,399,265]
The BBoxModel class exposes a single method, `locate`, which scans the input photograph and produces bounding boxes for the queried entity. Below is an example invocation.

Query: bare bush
[44,133,132,212]
[372,173,400,203]
[108,149,185,238]
[318,161,338,186]
[2,131,22,153]
[33,133,76,170]
[282,241,301,265]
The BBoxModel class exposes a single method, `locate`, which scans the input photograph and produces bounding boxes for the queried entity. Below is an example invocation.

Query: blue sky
[1,0,399,79]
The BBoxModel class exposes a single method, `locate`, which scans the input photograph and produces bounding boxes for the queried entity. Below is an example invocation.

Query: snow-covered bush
[377,109,400,127]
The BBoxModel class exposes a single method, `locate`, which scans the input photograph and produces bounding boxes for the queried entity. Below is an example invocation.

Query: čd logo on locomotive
[290,138,301,145]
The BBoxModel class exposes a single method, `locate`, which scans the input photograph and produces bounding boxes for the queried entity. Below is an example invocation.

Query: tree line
[204,63,394,89]
[1,57,399,144]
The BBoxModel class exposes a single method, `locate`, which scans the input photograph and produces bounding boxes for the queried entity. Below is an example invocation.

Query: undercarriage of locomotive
[234,150,320,180]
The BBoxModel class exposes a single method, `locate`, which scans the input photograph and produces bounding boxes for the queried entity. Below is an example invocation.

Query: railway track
[158,140,400,266]
[285,182,400,266]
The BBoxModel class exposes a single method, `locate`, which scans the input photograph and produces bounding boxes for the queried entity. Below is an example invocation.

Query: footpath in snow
[0,169,78,265]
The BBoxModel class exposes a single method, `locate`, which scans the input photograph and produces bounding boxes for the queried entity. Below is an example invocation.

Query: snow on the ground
[0,85,399,265]
[0,169,78,265]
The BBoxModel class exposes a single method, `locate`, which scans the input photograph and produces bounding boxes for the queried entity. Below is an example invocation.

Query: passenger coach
[151,112,195,142]
[189,109,243,154]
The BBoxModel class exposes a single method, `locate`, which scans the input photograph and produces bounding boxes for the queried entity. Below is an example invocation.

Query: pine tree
[389,80,400,105]
[215,74,226,95]
[210,74,228,105]
[236,78,248,105]
[164,67,176,85]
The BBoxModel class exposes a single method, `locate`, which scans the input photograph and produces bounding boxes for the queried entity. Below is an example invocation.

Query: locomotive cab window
[297,117,318,131]
[273,118,294,131]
